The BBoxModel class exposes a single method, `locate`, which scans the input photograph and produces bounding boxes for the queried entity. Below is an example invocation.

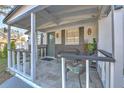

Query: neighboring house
[3,5,124,88]
[0,28,26,50]
[15,35,28,50]
[0,29,7,51]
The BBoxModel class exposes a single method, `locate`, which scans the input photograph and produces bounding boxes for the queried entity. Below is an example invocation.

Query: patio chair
[57,48,92,87]
[65,60,92,88]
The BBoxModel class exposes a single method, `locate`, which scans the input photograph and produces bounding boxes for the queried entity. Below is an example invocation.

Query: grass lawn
[0,58,7,73]
[0,57,12,84]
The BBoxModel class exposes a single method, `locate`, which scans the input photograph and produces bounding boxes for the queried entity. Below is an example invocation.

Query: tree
[11,41,15,49]
[1,41,15,58]
[3,44,7,58]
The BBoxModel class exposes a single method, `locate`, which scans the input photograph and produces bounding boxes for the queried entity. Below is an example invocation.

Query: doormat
[41,57,55,61]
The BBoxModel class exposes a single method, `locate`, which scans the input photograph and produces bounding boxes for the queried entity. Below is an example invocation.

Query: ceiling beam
[98,6,111,19]
[11,5,99,30]
[55,5,98,15]
[37,18,97,32]
[41,9,61,25]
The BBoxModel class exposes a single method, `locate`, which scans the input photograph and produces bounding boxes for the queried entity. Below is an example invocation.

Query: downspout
[110,5,115,88]
[111,5,115,57]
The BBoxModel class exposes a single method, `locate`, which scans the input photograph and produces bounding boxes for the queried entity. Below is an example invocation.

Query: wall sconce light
[56,33,59,38]
[87,28,92,35]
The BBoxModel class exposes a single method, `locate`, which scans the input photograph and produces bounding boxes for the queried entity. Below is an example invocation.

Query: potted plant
[84,38,97,55]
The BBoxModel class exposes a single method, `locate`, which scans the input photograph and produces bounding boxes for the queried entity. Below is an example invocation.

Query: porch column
[61,57,66,88]
[31,12,36,80]
[35,31,38,63]
[110,5,115,88]
[86,60,90,88]
[7,25,11,69]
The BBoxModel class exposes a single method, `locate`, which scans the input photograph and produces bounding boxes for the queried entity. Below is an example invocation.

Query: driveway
[0,76,32,88]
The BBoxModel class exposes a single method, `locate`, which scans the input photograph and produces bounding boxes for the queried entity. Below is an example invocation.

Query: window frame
[65,28,79,45]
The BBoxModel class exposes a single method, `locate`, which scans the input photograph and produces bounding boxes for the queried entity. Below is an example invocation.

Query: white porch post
[110,5,115,88]
[35,31,38,63]
[12,50,15,69]
[31,12,36,80]
[7,25,11,69]
[23,52,26,74]
[17,51,20,71]
[86,60,90,88]
[61,57,66,88]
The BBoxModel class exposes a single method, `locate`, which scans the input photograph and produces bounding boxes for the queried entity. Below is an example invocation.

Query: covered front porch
[4,5,116,88]
[8,50,103,88]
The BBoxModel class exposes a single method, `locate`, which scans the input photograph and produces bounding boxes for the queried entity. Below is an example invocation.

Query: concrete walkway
[0,76,32,88]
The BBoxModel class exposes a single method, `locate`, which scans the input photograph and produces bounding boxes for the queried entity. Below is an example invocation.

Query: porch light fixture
[87,28,92,35]
[56,33,59,38]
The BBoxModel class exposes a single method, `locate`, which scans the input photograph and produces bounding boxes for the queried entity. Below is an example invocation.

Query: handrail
[98,49,112,58]
[60,49,115,88]
[8,49,31,53]
[58,49,115,62]
[59,54,115,62]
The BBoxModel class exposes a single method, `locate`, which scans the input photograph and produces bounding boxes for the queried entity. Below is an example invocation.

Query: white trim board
[15,74,41,88]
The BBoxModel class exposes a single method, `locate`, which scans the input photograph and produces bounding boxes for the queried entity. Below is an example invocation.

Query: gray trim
[98,49,112,58]
[58,49,115,62]
[59,53,115,62]
[79,27,84,45]
[61,30,65,45]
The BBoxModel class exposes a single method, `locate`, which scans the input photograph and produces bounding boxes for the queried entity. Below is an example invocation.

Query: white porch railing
[60,49,115,88]
[8,49,115,88]
[9,49,32,80]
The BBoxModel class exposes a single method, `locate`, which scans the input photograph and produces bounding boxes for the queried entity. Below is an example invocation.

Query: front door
[47,32,55,57]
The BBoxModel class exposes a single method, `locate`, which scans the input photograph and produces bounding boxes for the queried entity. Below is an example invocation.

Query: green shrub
[0,41,15,58]
[3,44,7,58]
[11,41,16,49]
[84,38,97,55]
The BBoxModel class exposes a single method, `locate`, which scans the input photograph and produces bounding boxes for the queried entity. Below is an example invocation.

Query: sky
[0,5,27,34]
[0,15,6,28]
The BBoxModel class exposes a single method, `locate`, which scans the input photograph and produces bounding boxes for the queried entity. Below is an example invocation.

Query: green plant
[0,41,16,58]
[0,50,2,58]
[87,43,95,54]
[2,44,7,58]
[84,38,97,55]
[92,38,97,52]
[11,41,16,49]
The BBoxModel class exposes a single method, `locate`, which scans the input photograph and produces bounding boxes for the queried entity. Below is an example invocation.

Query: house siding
[98,11,112,87]
[55,27,84,57]
[40,21,98,57]
[98,8,124,88]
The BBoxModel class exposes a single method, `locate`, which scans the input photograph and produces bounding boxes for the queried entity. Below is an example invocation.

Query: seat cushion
[67,64,84,74]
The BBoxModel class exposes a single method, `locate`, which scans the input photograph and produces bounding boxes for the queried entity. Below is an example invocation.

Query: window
[37,32,42,45]
[65,28,79,45]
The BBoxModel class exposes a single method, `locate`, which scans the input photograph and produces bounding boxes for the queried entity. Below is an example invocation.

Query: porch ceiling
[11,5,109,31]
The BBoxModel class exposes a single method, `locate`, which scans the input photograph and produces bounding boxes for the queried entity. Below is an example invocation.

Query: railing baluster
[17,51,20,71]
[110,62,114,88]
[44,48,46,56]
[41,48,43,57]
[23,51,26,74]
[61,57,66,88]
[86,60,90,88]
[12,50,15,69]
